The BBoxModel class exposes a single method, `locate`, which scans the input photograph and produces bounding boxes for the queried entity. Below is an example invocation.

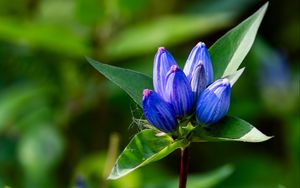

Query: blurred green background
[0,0,299,187]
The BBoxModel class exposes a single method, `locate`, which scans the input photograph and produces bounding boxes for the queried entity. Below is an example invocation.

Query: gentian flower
[164,65,194,117]
[142,89,177,132]
[190,62,206,100]
[153,47,177,98]
[142,42,232,132]
[184,42,213,86]
[143,48,193,132]
[196,78,231,124]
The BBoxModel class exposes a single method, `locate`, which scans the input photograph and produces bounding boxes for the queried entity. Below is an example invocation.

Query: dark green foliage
[0,0,299,188]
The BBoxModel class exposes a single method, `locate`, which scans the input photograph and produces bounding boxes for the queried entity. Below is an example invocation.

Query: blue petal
[153,47,177,98]
[196,78,231,125]
[183,42,214,85]
[164,65,194,117]
[190,61,206,100]
[143,89,177,132]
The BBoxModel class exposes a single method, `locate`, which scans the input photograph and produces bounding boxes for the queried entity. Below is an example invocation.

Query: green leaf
[87,57,153,107]
[192,116,272,142]
[0,85,49,132]
[209,2,268,79]
[143,164,234,188]
[108,129,183,180]
[225,67,245,87]
[186,165,234,188]
[18,125,64,175]
[0,17,89,56]
[104,13,234,60]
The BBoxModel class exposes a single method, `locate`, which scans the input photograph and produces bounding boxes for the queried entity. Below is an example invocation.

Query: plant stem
[179,145,190,188]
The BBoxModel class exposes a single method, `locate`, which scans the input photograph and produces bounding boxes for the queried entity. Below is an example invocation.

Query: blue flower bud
[196,78,231,125]
[190,61,206,100]
[165,65,194,117]
[183,42,214,85]
[142,89,177,132]
[153,47,177,97]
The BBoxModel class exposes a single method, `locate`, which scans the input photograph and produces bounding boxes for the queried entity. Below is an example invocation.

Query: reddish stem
[179,146,190,188]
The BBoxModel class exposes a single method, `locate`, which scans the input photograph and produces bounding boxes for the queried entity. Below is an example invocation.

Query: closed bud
[183,42,213,85]
[142,89,177,132]
[153,47,177,97]
[190,61,206,100]
[165,65,194,117]
[196,78,231,125]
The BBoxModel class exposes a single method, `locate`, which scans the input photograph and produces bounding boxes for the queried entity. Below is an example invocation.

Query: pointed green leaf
[108,129,183,180]
[209,2,268,79]
[87,57,153,107]
[225,67,245,87]
[192,116,272,142]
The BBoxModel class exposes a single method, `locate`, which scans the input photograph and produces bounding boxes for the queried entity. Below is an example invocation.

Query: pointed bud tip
[158,47,166,52]
[195,61,204,67]
[196,42,206,48]
[222,78,230,86]
[170,65,179,72]
[143,89,152,96]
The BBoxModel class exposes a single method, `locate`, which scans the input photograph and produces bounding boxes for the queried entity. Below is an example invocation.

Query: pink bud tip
[170,65,178,72]
[158,47,166,52]
[143,89,152,96]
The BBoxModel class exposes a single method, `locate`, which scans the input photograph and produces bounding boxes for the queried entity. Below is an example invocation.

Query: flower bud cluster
[143,43,231,132]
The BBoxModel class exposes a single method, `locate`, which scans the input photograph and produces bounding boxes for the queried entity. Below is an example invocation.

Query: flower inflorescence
[142,42,231,133]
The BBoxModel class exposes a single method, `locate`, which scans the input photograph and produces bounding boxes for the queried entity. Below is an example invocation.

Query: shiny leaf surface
[209,3,268,79]
[108,129,183,179]
[87,57,153,107]
[192,116,271,142]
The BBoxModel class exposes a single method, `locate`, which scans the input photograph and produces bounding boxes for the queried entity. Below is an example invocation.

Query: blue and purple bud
[196,78,231,125]
[183,42,214,85]
[190,61,206,100]
[165,65,194,117]
[142,89,177,132]
[153,47,177,97]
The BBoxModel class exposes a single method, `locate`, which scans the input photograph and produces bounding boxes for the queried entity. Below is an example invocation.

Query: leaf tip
[240,128,273,143]
[225,67,245,87]
[220,164,235,175]
[85,56,91,61]
[264,1,269,8]
[107,174,116,180]
[264,135,274,141]
[106,168,122,180]
[85,56,97,66]
[239,67,246,72]
[259,2,269,16]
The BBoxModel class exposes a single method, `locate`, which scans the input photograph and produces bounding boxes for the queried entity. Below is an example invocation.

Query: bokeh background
[0,0,299,187]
